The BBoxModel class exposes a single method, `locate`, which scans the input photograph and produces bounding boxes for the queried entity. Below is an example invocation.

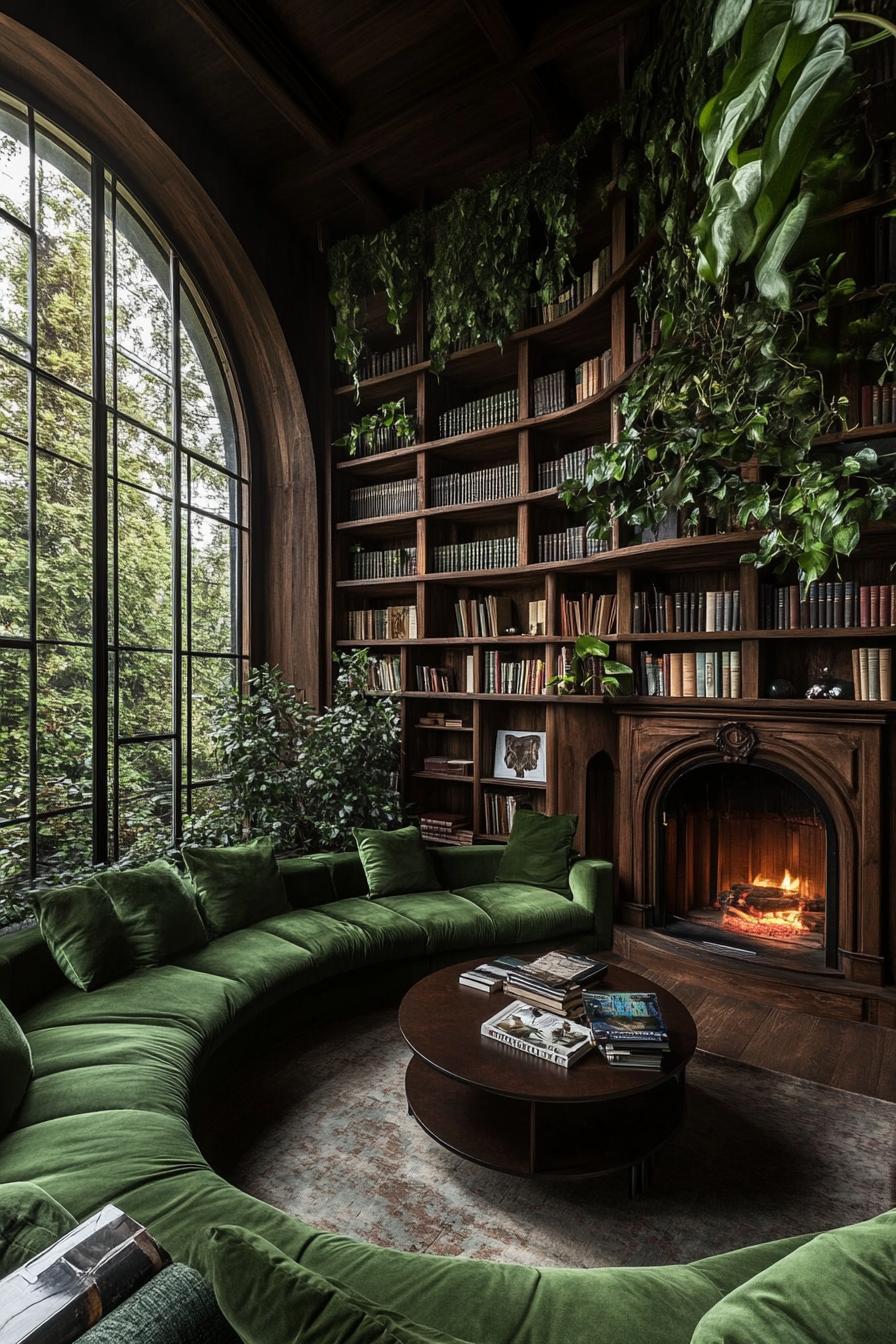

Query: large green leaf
[695,160,762,280]
[710,0,756,52]
[700,4,793,183]
[755,192,814,305]
[792,1,837,34]
[746,24,852,256]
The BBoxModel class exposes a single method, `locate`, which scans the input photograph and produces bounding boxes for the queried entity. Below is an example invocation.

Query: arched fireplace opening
[657,762,838,968]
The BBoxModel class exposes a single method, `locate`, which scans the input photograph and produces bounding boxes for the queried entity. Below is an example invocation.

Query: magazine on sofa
[0,1204,169,1344]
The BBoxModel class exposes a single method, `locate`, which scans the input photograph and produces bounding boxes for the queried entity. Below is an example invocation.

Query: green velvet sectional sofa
[0,843,892,1344]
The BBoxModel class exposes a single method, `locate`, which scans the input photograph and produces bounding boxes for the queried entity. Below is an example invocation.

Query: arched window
[0,91,248,918]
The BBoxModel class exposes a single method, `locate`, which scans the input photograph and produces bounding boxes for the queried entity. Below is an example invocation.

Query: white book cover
[481,1000,594,1067]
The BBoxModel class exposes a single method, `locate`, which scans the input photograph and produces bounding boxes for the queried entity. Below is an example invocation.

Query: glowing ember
[714,875,825,943]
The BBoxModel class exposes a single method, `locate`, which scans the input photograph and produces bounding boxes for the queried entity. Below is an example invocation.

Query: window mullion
[91,156,109,868]
[26,103,37,888]
[171,255,184,843]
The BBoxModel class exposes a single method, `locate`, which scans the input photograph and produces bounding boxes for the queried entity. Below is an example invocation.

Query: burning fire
[752,869,800,895]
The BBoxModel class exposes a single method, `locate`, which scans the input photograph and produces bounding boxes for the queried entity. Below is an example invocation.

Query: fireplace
[657,763,836,967]
[612,708,888,990]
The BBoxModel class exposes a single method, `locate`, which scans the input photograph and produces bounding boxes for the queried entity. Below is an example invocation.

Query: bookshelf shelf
[480,776,548,790]
[412,771,474,784]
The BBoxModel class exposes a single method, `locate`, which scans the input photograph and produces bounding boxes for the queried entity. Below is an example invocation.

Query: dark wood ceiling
[84,0,655,239]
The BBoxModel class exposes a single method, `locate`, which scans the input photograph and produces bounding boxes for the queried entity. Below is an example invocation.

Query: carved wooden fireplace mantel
[614,705,888,988]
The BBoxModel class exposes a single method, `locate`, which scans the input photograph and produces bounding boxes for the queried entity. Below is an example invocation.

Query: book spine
[481,1024,573,1068]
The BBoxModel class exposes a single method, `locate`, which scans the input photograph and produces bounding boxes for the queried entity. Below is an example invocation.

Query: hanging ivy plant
[333,399,417,458]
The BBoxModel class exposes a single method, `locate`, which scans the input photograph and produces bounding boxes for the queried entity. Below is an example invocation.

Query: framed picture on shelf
[493,729,547,783]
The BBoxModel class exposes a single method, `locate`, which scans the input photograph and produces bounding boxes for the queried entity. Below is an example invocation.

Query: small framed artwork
[493,729,547,783]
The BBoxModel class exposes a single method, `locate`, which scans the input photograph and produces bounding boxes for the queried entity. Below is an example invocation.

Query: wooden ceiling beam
[459,0,574,141]
[272,0,652,202]
[174,0,393,225]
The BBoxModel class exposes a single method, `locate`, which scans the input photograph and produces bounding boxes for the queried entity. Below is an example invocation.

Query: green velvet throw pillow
[691,1210,896,1344]
[181,836,289,937]
[496,809,577,894]
[352,825,438,899]
[207,1225,466,1344]
[0,1181,76,1274]
[93,860,207,968]
[32,883,133,991]
[0,999,32,1133]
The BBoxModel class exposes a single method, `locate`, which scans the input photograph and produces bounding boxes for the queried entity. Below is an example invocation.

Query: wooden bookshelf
[326,30,896,852]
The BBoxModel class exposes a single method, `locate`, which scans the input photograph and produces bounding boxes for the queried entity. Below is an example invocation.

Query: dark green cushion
[93,861,207,968]
[32,883,133,991]
[0,999,31,1133]
[691,1210,896,1344]
[207,1224,467,1344]
[0,1181,76,1275]
[309,898,427,960]
[311,852,369,901]
[454,882,592,943]
[376,891,495,953]
[182,837,289,937]
[429,845,503,890]
[353,826,439,899]
[278,856,336,909]
[496,811,577,894]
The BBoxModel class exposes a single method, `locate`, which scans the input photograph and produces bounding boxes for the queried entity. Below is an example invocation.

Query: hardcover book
[481,1000,594,1067]
[583,990,670,1048]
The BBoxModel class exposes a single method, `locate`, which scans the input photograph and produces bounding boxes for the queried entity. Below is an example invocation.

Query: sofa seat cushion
[0,1109,204,1222]
[375,892,495,954]
[173,928,316,1005]
[453,883,592,944]
[691,1209,896,1344]
[310,899,427,960]
[256,909,369,975]
[18,964,247,1045]
[0,1181,77,1276]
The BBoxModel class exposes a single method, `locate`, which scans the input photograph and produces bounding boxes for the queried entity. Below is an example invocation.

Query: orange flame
[751,869,800,895]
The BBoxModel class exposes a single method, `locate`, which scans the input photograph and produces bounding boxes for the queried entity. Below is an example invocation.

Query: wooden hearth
[614,706,889,999]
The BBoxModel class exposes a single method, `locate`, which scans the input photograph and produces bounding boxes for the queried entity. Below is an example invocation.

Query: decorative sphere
[767,678,796,699]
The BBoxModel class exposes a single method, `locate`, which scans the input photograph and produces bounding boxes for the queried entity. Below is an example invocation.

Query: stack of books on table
[460,951,607,1017]
[480,1002,595,1068]
[420,813,473,845]
[583,990,670,1070]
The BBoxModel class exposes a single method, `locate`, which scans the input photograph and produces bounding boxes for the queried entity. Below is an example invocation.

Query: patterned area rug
[223,1009,895,1268]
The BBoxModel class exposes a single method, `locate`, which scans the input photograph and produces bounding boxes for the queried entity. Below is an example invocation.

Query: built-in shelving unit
[326,29,896,847]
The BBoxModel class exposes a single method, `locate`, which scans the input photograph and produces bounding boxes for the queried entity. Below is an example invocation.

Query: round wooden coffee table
[399,960,697,1193]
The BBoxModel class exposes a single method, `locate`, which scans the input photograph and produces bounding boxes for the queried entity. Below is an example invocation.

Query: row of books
[419,812,473,845]
[851,647,893,701]
[574,349,613,401]
[346,423,415,459]
[437,389,519,438]
[348,478,417,520]
[414,659,475,693]
[526,246,612,325]
[345,604,417,641]
[421,756,473,776]
[759,582,896,630]
[351,546,417,579]
[639,649,742,698]
[527,598,546,635]
[430,462,519,507]
[454,594,514,638]
[560,592,617,638]
[416,712,468,729]
[358,342,418,380]
[431,537,518,572]
[536,445,591,491]
[633,588,741,633]
[366,655,401,692]
[481,791,528,836]
[552,647,613,693]
[483,652,545,695]
[536,526,609,562]
[532,370,567,417]
[858,383,895,427]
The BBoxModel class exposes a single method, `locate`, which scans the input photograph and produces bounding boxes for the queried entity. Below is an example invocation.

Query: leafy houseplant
[334,399,417,458]
[547,636,633,697]
[180,653,403,854]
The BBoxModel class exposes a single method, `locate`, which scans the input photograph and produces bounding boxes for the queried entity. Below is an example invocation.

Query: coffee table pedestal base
[405,1056,685,1186]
